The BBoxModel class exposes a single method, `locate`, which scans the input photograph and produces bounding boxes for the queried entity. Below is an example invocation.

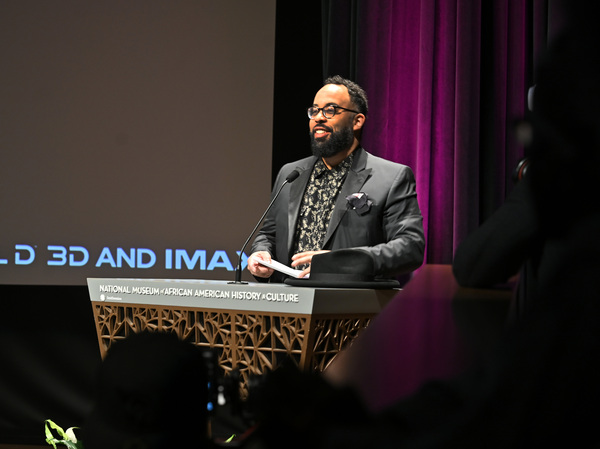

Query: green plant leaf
[45,419,84,449]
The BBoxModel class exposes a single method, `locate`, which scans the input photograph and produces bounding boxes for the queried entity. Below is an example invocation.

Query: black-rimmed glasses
[307,105,360,119]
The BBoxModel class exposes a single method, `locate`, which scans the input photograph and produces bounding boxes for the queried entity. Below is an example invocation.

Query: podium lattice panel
[232,313,307,384]
[310,317,373,371]
[94,304,160,355]
[92,303,375,396]
[160,309,233,378]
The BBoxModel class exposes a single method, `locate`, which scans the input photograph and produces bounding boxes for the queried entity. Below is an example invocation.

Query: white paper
[256,258,305,279]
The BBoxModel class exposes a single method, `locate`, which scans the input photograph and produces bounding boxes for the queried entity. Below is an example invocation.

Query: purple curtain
[323,0,550,264]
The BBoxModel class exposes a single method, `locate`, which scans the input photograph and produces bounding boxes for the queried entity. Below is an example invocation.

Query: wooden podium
[87,278,397,395]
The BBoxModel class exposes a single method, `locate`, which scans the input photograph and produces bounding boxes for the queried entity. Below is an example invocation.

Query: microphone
[230,169,300,284]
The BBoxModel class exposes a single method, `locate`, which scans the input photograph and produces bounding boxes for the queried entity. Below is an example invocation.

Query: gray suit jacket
[251,147,425,282]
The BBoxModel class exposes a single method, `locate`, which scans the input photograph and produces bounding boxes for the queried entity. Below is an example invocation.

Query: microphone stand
[229,170,299,284]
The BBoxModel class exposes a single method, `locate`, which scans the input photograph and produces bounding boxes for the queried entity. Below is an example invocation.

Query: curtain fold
[322,0,547,264]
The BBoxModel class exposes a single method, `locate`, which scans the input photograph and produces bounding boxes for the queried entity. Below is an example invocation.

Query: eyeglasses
[307,105,360,119]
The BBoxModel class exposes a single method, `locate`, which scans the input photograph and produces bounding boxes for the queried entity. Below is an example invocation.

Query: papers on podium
[257,258,305,278]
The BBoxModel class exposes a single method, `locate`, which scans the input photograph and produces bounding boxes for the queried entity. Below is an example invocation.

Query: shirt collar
[313,152,354,178]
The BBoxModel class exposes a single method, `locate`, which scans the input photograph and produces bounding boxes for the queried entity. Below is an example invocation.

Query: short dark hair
[324,75,369,115]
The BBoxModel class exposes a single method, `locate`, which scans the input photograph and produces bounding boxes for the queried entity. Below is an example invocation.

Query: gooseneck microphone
[230,169,300,284]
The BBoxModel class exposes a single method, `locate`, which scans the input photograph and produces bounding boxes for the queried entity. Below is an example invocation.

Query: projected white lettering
[15,245,35,265]
[0,244,248,272]
[95,248,157,268]
[48,246,90,267]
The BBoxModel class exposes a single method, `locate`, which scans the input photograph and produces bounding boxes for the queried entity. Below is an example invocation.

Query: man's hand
[291,250,330,278]
[247,251,275,278]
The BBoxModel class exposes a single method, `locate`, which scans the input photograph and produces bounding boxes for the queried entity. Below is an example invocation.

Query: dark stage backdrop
[320,0,564,265]
[0,0,276,286]
[0,0,572,444]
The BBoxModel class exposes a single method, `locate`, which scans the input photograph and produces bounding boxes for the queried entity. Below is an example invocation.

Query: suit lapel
[323,148,371,247]
[287,160,315,254]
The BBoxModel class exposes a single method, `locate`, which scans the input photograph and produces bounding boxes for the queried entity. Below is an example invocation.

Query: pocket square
[346,192,372,215]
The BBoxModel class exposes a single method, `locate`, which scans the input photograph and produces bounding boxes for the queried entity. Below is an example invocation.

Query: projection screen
[0,0,276,285]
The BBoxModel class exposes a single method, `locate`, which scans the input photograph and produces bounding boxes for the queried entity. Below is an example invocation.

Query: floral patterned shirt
[292,154,354,267]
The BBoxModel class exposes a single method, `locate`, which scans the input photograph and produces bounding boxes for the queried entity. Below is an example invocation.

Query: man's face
[309,84,359,158]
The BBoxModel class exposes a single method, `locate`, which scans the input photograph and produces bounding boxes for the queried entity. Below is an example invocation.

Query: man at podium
[247,76,425,283]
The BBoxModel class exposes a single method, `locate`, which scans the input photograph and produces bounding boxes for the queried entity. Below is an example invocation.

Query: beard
[310,125,355,158]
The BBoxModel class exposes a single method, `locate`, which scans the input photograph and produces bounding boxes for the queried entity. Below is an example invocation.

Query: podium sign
[88,278,397,394]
